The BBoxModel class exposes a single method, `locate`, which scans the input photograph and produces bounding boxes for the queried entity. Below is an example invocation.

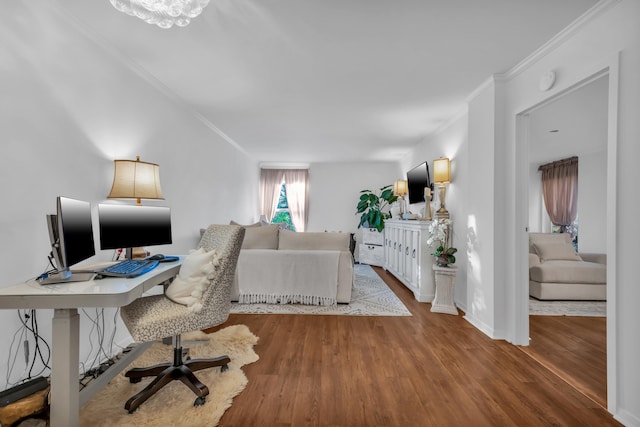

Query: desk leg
[51,308,80,427]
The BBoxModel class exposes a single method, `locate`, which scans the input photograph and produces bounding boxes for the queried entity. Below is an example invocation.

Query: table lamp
[433,157,450,220]
[393,179,408,216]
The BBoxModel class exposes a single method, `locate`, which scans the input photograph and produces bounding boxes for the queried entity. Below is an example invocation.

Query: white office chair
[119,224,245,413]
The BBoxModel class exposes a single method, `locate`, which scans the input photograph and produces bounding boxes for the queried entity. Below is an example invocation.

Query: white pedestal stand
[431,265,458,315]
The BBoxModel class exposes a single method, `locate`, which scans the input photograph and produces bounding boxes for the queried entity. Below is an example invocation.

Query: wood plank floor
[208,267,620,427]
[520,314,607,409]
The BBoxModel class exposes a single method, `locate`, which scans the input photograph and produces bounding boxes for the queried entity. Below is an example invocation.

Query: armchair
[119,225,245,413]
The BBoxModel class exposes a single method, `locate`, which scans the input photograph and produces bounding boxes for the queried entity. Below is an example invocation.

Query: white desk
[0,258,183,427]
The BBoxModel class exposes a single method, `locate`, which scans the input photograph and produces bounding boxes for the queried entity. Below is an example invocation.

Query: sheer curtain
[259,169,284,223]
[539,156,578,232]
[283,169,309,232]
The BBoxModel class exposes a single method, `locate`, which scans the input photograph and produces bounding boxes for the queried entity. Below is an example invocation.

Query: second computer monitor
[98,204,172,253]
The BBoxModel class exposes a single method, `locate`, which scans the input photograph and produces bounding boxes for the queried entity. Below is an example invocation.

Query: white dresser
[358,228,385,267]
[383,219,435,302]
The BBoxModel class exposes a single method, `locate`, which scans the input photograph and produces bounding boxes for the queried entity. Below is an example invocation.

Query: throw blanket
[237,250,340,305]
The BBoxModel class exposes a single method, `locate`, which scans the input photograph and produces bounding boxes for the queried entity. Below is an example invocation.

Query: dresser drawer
[362,228,384,246]
[358,243,384,267]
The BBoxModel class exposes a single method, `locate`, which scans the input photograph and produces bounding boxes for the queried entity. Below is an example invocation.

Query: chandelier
[110,0,210,29]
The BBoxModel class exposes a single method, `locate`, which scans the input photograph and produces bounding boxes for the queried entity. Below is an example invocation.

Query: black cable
[18,310,51,378]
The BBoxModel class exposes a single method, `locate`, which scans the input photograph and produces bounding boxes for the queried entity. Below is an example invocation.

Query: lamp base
[435,209,449,220]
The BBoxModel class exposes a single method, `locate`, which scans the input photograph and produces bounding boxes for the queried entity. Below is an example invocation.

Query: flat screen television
[98,204,172,258]
[40,196,96,284]
[406,161,433,204]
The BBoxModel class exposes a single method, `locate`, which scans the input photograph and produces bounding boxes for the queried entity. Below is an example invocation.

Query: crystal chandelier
[110,0,210,29]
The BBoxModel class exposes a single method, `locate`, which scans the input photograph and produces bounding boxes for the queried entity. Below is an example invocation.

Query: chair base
[124,344,230,413]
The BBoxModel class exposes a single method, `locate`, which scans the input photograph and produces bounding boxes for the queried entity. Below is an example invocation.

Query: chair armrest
[529,253,541,268]
[579,253,607,265]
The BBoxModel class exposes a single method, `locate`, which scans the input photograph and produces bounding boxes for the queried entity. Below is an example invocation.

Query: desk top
[0,257,183,310]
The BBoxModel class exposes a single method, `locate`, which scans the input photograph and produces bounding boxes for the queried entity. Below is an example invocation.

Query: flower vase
[436,255,450,267]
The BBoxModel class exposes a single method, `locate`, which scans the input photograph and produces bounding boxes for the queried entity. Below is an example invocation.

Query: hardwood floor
[520,315,607,409]
[209,267,620,426]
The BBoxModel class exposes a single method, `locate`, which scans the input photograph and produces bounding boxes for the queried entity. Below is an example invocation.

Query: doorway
[514,58,619,412]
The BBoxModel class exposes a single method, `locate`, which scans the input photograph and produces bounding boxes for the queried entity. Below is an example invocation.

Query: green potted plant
[356,185,398,232]
[426,218,457,267]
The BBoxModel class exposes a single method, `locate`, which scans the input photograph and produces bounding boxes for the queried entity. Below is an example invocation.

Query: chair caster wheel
[194,396,206,406]
[129,377,142,384]
[221,364,229,372]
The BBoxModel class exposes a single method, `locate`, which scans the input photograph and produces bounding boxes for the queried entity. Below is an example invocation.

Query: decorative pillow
[165,248,220,312]
[533,242,582,262]
[278,230,350,251]
[241,224,279,249]
[230,220,262,228]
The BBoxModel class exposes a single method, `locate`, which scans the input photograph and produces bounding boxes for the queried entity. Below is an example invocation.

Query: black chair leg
[124,338,230,413]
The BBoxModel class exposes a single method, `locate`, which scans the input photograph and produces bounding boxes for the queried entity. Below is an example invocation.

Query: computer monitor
[407,161,433,204]
[98,204,172,259]
[40,197,96,284]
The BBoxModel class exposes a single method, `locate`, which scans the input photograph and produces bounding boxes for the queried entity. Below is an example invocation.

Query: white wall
[577,150,607,252]
[0,4,258,386]
[498,1,640,423]
[401,112,469,313]
[306,162,401,233]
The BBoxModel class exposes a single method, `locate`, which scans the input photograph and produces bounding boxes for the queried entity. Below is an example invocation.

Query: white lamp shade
[433,158,451,184]
[107,157,164,202]
[393,180,408,196]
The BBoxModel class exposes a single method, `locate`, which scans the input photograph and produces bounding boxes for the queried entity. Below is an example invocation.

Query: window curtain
[259,169,284,223]
[283,169,310,232]
[539,156,578,232]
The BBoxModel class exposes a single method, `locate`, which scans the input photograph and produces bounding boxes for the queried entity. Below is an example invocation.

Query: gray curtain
[539,156,578,232]
[283,169,310,232]
[259,169,284,223]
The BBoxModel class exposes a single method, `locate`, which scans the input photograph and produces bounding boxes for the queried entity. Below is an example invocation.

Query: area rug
[529,297,606,317]
[79,324,259,427]
[230,264,412,316]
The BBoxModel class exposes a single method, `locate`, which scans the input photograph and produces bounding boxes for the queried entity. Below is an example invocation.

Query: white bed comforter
[236,249,340,305]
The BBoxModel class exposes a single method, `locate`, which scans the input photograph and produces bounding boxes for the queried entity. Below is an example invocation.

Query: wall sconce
[433,157,451,220]
[393,180,408,216]
[107,156,164,206]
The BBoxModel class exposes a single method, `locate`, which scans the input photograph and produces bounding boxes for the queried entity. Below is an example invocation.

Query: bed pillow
[165,248,220,312]
[241,224,279,249]
[278,230,350,251]
[533,242,582,262]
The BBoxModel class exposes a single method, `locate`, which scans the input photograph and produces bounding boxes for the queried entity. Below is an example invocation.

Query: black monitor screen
[58,197,96,268]
[98,204,172,250]
[406,162,433,204]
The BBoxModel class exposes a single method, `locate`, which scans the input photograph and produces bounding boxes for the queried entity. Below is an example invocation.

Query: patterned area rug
[529,297,606,317]
[230,264,412,316]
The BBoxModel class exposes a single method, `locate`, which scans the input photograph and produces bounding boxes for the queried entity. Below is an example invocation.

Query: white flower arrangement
[426,218,457,266]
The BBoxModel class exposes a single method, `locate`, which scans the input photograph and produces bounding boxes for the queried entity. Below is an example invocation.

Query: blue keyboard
[98,259,159,278]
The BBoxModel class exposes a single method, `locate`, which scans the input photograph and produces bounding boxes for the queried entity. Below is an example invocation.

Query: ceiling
[63,0,599,163]
[529,74,608,165]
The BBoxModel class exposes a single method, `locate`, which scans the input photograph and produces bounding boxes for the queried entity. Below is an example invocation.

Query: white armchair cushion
[165,248,219,312]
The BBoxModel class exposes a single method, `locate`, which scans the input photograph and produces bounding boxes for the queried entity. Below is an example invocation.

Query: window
[271,183,296,231]
[259,168,309,231]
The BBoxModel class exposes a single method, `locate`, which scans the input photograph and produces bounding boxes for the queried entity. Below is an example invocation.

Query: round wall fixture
[539,70,557,92]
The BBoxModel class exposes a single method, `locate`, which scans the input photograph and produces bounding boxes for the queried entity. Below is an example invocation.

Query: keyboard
[98,259,159,278]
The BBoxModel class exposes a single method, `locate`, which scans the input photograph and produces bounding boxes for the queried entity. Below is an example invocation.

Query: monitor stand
[38,270,96,285]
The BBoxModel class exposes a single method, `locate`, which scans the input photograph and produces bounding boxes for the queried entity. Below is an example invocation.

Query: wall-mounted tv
[406,161,433,204]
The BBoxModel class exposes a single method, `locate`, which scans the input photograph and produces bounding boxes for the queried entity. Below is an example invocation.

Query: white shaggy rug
[529,297,606,317]
[79,325,259,427]
[230,264,412,316]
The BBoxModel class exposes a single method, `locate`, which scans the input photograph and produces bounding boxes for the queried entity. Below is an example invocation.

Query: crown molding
[503,0,621,81]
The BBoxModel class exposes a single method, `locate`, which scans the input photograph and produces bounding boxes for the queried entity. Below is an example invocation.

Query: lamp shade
[393,180,408,196]
[107,156,164,205]
[433,158,451,184]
